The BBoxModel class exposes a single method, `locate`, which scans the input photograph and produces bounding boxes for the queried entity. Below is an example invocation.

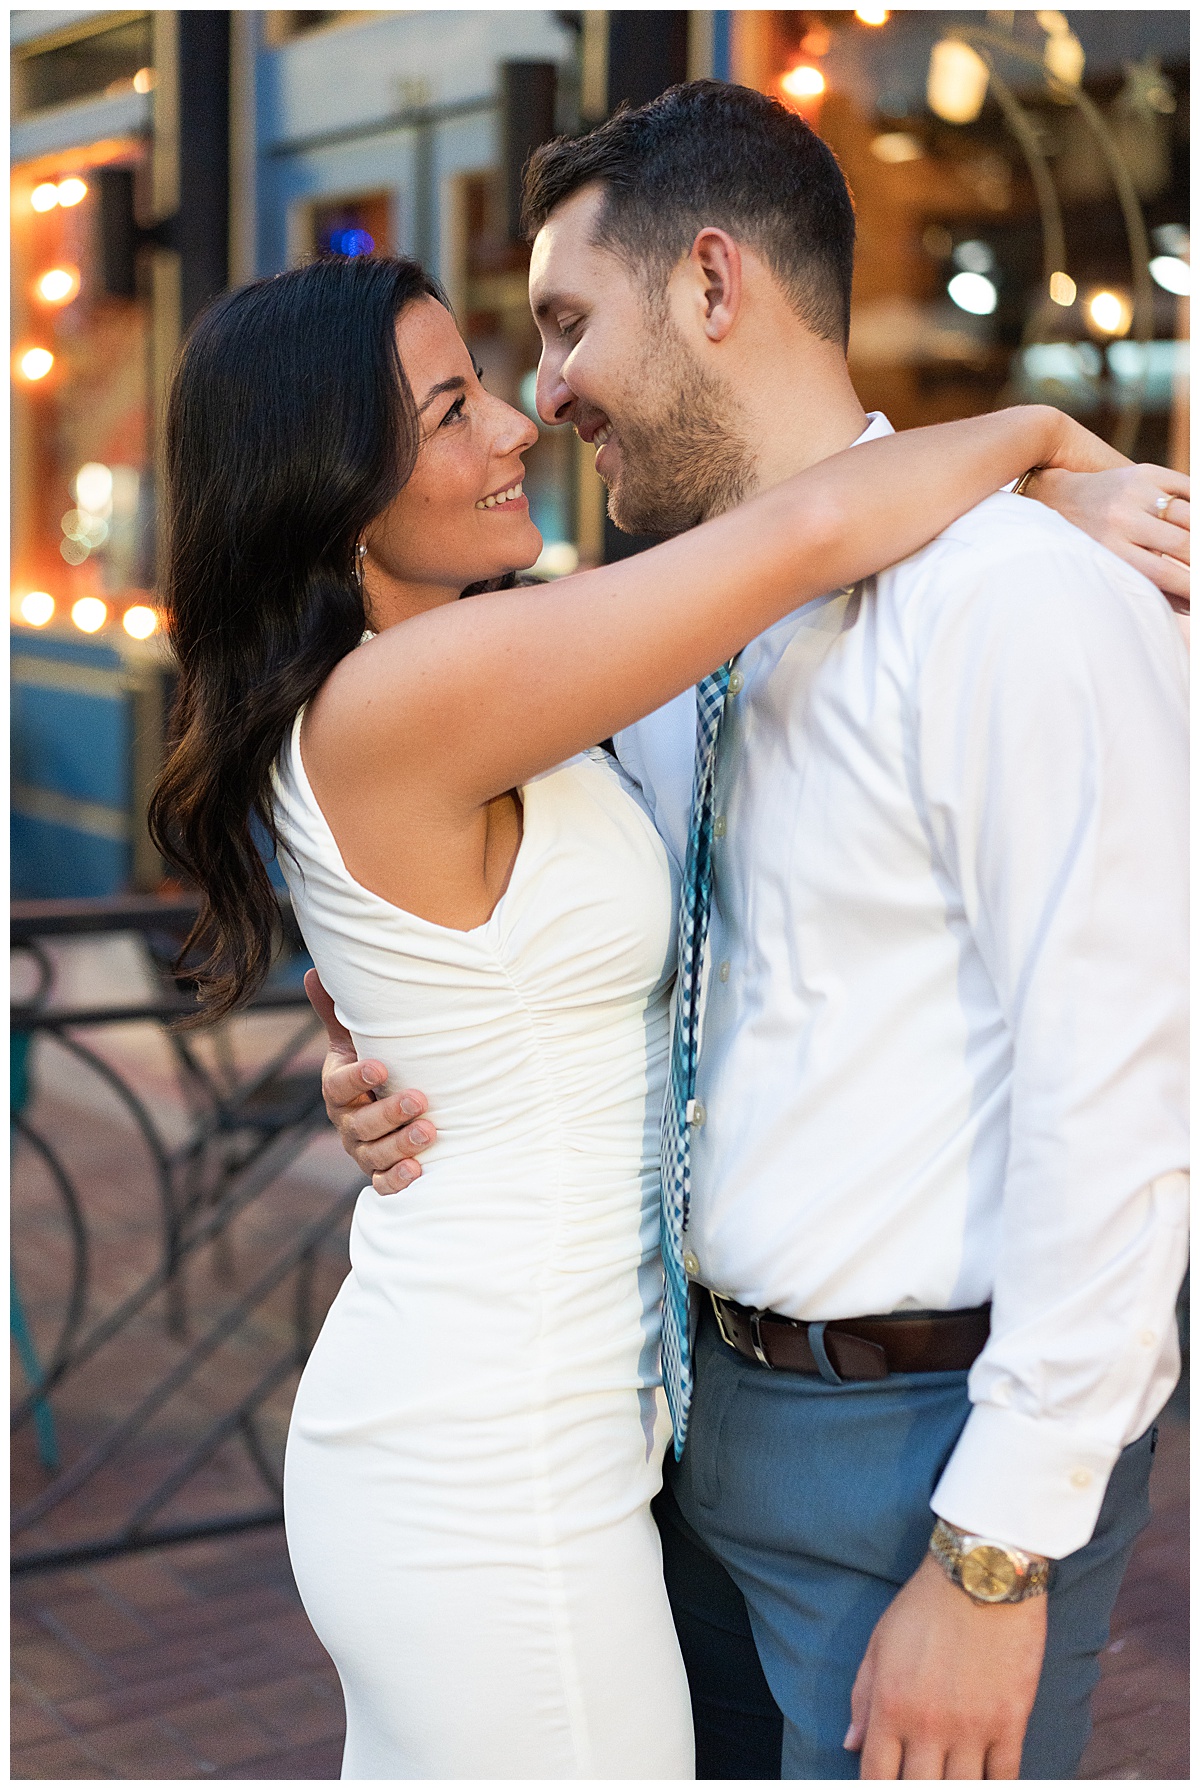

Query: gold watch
[929,1517,1051,1605]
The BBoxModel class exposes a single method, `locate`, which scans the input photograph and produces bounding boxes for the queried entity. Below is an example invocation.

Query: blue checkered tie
[660,662,732,1457]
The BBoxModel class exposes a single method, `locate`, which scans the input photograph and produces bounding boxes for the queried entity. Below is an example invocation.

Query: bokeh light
[133,66,155,93]
[1049,271,1077,306]
[855,6,889,24]
[927,39,990,124]
[122,605,159,640]
[871,132,922,164]
[56,177,88,207]
[1087,289,1133,337]
[71,597,108,633]
[75,462,114,514]
[1149,256,1191,297]
[30,181,60,212]
[37,265,81,305]
[19,591,55,627]
[781,65,826,101]
[947,271,998,316]
[17,347,54,382]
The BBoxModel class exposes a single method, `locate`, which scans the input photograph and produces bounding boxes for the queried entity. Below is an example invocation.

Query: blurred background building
[10,7,1191,898]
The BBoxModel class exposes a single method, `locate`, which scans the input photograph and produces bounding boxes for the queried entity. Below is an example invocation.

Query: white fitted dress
[273,713,692,1780]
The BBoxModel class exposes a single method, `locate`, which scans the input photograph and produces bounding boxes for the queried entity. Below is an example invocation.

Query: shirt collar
[853,411,894,447]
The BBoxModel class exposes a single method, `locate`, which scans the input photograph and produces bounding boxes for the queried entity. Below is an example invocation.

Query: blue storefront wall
[11,631,159,898]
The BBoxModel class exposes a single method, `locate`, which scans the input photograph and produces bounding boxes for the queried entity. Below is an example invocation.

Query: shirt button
[727,669,744,696]
[686,1099,706,1128]
[683,1250,701,1277]
[1140,1330,1157,1347]
[718,960,730,982]
[712,816,726,838]
[1070,1467,1093,1489]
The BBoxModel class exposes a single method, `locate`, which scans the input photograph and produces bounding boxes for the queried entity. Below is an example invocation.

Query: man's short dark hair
[522,80,856,347]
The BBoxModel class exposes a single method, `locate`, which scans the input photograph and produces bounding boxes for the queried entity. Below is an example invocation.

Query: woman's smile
[476,480,528,512]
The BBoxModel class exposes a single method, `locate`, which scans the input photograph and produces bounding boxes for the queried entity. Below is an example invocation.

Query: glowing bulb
[71,597,108,634]
[133,66,155,93]
[1149,256,1191,298]
[855,6,889,23]
[927,39,989,125]
[18,347,54,381]
[19,591,55,627]
[56,177,88,207]
[1087,290,1132,337]
[31,182,60,212]
[37,266,81,304]
[947,271,998,316]
[123,604,159,640]
[1049,271,1077,306]
[781,64,826,101]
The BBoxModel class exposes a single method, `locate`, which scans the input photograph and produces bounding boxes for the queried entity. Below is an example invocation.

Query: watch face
[961,1544,1020,1602]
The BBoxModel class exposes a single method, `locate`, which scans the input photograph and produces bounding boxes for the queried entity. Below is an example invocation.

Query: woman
[150,254,1187,1779]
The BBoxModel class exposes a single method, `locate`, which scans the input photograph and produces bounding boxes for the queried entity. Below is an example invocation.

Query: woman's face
[362,298,542,616]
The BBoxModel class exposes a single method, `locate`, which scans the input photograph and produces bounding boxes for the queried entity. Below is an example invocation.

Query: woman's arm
[1025,462,1190,609]
[311,405,1120,808]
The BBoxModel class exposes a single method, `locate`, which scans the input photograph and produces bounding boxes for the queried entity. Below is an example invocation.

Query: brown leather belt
[707,1290,991,1384]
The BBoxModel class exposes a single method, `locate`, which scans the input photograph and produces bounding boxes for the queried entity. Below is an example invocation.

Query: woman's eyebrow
[418,375,466,416]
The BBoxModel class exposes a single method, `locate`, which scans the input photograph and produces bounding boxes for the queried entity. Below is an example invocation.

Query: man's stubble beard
[603,310,756,539]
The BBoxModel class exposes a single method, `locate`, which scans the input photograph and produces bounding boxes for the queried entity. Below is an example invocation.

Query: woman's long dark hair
[148,254,443,1022]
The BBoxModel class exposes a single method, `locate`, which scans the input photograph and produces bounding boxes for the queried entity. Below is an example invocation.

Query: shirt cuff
[930,1402,1123,1559]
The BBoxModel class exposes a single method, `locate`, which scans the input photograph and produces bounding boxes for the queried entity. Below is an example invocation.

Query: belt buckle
[710,1291,739,1351]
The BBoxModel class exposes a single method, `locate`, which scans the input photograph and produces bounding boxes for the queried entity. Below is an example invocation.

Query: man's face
[528,184,753,536]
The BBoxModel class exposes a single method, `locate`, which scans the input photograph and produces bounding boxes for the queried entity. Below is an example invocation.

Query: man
[310,83,1188,1779]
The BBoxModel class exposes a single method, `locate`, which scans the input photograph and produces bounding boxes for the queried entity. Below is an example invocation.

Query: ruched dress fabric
[273,713,693,1780]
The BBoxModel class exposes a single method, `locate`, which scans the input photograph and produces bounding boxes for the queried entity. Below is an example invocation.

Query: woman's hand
[1024,462,1190,612]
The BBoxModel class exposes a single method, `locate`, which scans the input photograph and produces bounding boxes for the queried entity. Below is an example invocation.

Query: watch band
[1012,465,1043,498]
[929,1517,1051,1605]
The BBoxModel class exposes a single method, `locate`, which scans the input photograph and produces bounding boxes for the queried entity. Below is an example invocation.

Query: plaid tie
[660,662,732,1457]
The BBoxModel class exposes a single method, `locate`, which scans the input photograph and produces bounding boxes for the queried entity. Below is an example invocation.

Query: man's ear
[689,228,743,343]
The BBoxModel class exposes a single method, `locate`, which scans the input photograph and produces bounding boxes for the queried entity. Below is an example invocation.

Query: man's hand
[845,1551,1047,1779]
[305,969,437,1193]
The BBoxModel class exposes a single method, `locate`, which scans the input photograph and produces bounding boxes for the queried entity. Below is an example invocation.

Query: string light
[56,177,88,207]
[855,6,889,23]
[31,181,60,212]
[37,266,81,305]
[71,597,108,633]
[122,605,159,640]
[17,347,54,381]
[18,591,55,627]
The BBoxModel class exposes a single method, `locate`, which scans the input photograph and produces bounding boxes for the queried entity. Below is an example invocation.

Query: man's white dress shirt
[614,416,1189,1560]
